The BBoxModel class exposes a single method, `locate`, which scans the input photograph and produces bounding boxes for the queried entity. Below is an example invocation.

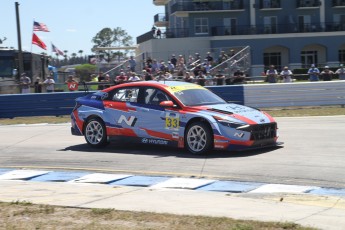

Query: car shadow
[61,143,283,159]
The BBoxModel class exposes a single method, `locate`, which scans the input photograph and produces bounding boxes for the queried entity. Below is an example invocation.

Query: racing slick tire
[84,117,108,148]
[185,121,213,154]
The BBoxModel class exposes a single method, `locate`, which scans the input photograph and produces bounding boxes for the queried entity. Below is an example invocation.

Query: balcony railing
[154,13,168,27]
[332,0,345,6]
[137,21,345,43]
[171,0,244,14]
[259,0,281,9]
[296,0,321,8]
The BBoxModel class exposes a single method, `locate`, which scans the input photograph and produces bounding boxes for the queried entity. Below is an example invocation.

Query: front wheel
[84,117,108,148]
[185,122,213,154]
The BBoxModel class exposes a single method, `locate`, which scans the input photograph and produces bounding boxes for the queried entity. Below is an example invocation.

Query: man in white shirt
[43,75,55,92]
[280,66,293,83]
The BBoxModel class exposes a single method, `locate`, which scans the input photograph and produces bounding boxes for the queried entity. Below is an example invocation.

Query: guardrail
[0,81,344,119]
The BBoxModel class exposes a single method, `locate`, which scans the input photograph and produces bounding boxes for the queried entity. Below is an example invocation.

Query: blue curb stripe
[1,169,345,197]
[309,188,345,197]
[109,176,170,187]
[29,171,89,182]
[196,181,264,193]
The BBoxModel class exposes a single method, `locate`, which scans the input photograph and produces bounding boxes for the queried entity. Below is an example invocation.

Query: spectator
[156,28,162,38]
[266,65,278,83]
[215,72,225,85]
[34,77,42,93]
[205,52,214,65]
[128,72,141,82]
[65,75,78,91]
[184,72,194,83]
[280,66,293,83]
[167,61,175,73]
[196,71,206,86]
[170,54,177,67]
[19,73,31,94]
[155,71,166,81]
[205,72,214,86]
[231,69,246,84]
[128,56,136,72]
[103,74,112,88]
[43,75,55,93]
[97,72,105,90]
[308,64,320,81]
[320,66,334,81]
[335,64,345,80]
[151,25,156,38]
[142,70,153,81]
[115,72,127,84]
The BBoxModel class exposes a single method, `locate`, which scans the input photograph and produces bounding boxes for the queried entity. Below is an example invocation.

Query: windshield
[173,88,226,106]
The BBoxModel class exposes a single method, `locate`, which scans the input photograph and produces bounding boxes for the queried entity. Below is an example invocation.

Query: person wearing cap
[307,64,320,81]
[43,75,55,92]
[320,66,334,81]
[170,54,177,66]
[34,77,42,93]
[266,65,278,83]
[280,66,293,83]
[335,64,345,80]
[19,73,31,94]
[65,75,79,91]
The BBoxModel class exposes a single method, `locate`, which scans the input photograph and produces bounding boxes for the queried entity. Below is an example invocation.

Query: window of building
[339,50,345,63]
[223,18,237,35]
[194,18,209,35]
[263,16,277,34]
[264,52,281,70]
[301,51,318,68]
[298,15,311,32]
[333,14,345,30]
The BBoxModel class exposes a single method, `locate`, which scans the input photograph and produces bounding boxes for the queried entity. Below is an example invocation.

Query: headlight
[212,115,247,129]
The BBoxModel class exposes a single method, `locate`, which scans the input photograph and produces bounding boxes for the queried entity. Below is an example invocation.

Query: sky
[0,0,163,56]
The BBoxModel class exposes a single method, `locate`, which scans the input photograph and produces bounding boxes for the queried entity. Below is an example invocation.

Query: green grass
[0,106,344,126]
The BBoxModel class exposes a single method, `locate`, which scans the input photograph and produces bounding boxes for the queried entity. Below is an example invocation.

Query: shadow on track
[61,142,283,159]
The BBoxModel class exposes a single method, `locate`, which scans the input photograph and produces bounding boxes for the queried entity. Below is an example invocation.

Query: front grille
[239,123,277,140]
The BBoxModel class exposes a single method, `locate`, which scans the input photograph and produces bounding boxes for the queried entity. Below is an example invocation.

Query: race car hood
[202,103,274,125]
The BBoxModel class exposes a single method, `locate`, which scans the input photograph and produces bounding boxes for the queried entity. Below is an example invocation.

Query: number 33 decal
[165,113,179,130]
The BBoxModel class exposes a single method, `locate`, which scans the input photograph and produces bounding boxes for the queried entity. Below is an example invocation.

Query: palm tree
[78,50,83,57]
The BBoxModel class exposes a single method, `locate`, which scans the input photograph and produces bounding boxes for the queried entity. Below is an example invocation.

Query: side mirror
[159,100,175,107]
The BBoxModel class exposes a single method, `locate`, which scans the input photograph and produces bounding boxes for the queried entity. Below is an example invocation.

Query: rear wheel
[84,117,108,148]
[185,122,212,154]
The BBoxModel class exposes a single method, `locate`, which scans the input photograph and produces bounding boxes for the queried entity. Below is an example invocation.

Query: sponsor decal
[141,138,168,145]
[118,115,137,127]
[165,112,180,130]
[172,132,179,139]
[168,84,205,93]
[234,132,245,138]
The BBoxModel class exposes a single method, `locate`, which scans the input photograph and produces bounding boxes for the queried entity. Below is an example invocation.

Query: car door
[103,86,140,138]
[133,87,181,146]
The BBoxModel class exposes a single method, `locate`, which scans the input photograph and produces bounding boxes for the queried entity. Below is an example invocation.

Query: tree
[75,64,97,82]
[91,27,133,62]
[78,50,83,57]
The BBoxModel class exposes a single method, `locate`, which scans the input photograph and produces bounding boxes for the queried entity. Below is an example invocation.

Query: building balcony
[171,0,244,14]
[296,0,321,8]
[154,14,168,27]
[153,0,169,6]
[137,21,345,44]
[259,0,281,9]
[332,0,345,7]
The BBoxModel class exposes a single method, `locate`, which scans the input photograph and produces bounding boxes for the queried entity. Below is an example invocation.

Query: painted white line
[249,184,319,194]
[69,173,132,184]
[151,178,215,189]
[0,170,50,180]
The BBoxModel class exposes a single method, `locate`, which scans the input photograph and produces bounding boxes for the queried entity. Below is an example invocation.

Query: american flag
[52,44,64,56]
[33,21,50,32]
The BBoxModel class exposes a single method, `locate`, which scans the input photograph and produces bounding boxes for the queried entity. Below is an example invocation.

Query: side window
[144,88,170,105]
[112,87,139,102]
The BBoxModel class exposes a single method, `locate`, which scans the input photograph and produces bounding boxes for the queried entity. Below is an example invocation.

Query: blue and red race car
[71,81,281,154]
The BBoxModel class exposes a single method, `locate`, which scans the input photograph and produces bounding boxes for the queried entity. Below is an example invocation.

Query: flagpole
[15,2,24,76]
[31,19,34,53]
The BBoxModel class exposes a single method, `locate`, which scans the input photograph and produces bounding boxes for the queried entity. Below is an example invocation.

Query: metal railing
[209,46,251,77]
